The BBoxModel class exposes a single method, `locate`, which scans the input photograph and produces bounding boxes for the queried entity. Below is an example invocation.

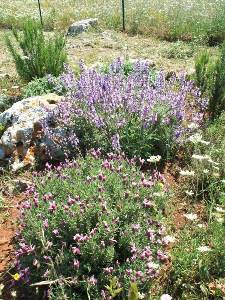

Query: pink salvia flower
[48,201,57,213]
[72,247,81,255]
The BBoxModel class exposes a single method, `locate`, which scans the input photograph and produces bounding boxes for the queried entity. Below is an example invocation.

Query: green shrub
[5,19,67,82]
[22,77,54,98]
[195,44,225,119]
[22,76,66,98]
[15,152,169,299]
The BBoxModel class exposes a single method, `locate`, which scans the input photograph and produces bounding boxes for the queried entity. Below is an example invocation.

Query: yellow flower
[11,273,20,281]
[158,182,164,190]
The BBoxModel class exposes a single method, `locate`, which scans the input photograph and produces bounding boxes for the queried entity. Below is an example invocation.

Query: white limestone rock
[0,93,64,170]
[68,18,98,36]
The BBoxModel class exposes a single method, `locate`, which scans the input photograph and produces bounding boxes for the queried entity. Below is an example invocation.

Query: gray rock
[68,18,98,36]
[0,93,64,170]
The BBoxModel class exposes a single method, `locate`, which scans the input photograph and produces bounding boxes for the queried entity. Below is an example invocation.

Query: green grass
[168,220,225,299]
[1,0,225,44]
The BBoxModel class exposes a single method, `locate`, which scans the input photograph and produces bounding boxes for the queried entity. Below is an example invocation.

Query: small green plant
[105,277,123,298]
[128,282,139,300]
[5,19,67,82]
[23,76,57,98]
[0,123,6,138]
[195,44,225,119]
[195,50,211,93]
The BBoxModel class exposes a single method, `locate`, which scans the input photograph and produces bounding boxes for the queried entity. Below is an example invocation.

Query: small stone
[68,18,98,36]
[0,93,64,170]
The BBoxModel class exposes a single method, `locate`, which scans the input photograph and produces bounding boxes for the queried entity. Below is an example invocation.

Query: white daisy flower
[180,170,195,176]
[215,207,225,213]
[197,223,206,228]
[163,235,176,244]
[184,213,198,221]
[147,155,161,163]
[187,123,199,129]
[197,245,211,252]
[192,154,210,161]
[185,190,194,196]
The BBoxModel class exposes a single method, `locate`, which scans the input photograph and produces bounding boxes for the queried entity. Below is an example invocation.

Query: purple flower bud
[98,173,106,182]
[48,201,57,213]
[135,271,143,278]
[103,267,113,274]
[67,197,75,206]
[72,247,81,255]
[157,250,168,262]
[73,259,80,269]
[43,219,49,228]
[126,269,132,276]
[52,229,59,236]
[88,275,97,286]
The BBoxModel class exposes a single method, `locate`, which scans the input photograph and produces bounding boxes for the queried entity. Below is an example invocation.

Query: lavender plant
[14,151,170,299]
[45,59,208,161]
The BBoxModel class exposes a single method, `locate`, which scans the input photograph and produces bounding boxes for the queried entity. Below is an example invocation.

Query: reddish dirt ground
[0,193,25,274]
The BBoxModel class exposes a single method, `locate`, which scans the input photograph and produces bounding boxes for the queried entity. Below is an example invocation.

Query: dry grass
[0,0,225,44]
[0,28,214,79]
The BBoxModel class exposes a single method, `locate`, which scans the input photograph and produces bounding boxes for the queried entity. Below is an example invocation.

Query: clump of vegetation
[15,151,169,299]
[1,0,225,44]
[22,77,55,98]
[0,94,20,113]
[195,43,225,119]
[162,41,195,60]
[44,59,207,162]
[0,122,6,138]
[168,219,225,299]
[22,76,66,98]
[5,19,67,82]
[179,112,225,204]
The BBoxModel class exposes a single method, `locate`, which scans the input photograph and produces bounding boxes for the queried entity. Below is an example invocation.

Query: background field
[1,0,225,44]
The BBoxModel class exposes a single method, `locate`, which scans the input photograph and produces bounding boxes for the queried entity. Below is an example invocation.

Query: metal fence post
[122,0,125,31]
[37,0,43,26]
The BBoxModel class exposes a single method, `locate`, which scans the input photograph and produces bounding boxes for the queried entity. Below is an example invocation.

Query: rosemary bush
[5,19,67,82]
[195,44,225,119]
